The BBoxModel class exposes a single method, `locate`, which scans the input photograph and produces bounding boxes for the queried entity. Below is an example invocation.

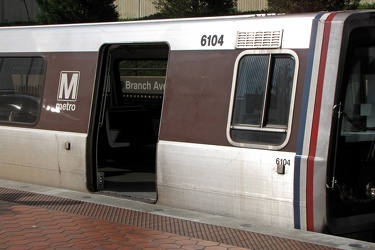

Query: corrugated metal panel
[116,0,269,17]
[116,0,157,19]
[237,0,268,11]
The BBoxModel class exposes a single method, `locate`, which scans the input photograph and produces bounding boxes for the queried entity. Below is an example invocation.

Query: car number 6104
[201,35,224,46]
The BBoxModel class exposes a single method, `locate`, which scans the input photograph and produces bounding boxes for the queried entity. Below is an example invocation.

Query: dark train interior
[95,43,169,202]
[328,27,375,242]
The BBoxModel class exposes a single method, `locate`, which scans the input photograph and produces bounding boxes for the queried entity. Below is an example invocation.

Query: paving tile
[152,238,177,244]
[168,234,192,241]
[49,242,76,248]
[175,239,200,245]
[30,247,51,250]
[2,234,28,241]
[47,236,71,243]
[83,230,108,238]
[28,240,54,247]
[25,236,49,242]
[116,239,143,246]
[204,246,232,250]
[134,242,161,248]
[158,243,186,248]
[23,232,48,238]
[197,240,221,247]
[71,242,100,249]
[6,245,31,250]
[180,244,205,250]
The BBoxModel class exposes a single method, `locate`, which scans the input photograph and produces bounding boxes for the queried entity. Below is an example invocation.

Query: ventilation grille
[236,30,283,49]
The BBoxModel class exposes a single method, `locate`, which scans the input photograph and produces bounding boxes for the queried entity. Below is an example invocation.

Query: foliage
[267,0,360,13]
[0,21,37,27]
[358,3,375,9]
[36,0,119,24]
[153,0,238,18]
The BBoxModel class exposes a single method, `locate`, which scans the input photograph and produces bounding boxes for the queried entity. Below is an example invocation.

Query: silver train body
[1,11,375,241]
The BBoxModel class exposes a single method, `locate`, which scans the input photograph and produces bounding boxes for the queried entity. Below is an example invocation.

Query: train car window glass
[119,60,167,77]
[327,27,375,237]
[232,55,268,126]
[341,46,375,141]
[266,56,295,126]
[228,50,297,149]
[117,59,167,108]
[0,57,44,124]
[119,60,167,96]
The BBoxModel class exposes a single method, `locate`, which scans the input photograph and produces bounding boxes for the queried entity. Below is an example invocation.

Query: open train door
[327,15,375,241]
[89,43,169,202]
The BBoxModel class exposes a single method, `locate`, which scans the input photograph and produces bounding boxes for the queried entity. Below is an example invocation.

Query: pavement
[0,179,373,250]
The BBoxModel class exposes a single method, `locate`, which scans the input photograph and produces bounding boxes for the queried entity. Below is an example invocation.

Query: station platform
[0,179,374,250]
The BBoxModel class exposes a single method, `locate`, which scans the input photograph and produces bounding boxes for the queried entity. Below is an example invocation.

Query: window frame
[227,49,299,150]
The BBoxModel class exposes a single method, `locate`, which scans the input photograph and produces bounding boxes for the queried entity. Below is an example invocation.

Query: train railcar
[1,10,375,241]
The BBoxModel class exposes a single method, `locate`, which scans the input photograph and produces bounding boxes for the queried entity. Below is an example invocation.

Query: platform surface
[0,179,373,250]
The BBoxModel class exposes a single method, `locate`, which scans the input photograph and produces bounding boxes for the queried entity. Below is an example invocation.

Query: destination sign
[121,76,165,94]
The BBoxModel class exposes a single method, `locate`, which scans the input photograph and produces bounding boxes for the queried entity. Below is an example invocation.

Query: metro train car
[1,10,375,241]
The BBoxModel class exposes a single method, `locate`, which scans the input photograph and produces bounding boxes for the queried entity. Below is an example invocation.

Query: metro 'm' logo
[57,71,80,101]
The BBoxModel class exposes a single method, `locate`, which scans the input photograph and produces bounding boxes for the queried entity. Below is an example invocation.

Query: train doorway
[94,43,169,202]
[327,27,375,241]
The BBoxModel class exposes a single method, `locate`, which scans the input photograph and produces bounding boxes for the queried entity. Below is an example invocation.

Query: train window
[228,50,298,149]
[116,59,166,113]
[341,46,375,141]
[119,59,167,95]
[0,57,44,124]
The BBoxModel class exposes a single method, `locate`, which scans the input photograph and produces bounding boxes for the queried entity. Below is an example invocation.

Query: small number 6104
[276,158,291,166]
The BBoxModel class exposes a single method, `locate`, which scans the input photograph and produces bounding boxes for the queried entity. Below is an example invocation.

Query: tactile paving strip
[0,187,337,250]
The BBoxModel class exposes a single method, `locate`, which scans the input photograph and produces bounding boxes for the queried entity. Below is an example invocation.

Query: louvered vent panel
[236,30,283,49]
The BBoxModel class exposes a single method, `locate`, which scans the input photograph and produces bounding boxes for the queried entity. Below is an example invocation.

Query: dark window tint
[0,58,44,124]
[230,54,295,146]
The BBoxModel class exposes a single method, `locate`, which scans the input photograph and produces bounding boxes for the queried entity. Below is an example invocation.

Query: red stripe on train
[306,13,337,231]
